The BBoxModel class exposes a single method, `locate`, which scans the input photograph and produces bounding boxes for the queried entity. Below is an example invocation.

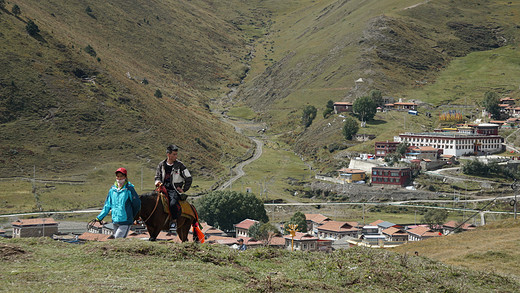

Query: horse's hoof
[149,238,156,242]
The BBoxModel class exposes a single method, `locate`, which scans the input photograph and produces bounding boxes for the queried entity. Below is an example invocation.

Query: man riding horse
[154,144,192,228]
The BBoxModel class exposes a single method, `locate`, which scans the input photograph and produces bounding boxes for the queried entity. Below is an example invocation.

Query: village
[329,95,518,188]
[1,212,476,252]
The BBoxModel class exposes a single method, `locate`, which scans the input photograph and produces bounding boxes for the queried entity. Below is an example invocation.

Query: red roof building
[283,232,319,251]
[382,227,408,242]
[234,219,259,238]
[11,218,58,238]
[442,221,476,235]
[333,102,353,114]
[305,214,331,235]
[317,221,360,240]
[406,226,442,241]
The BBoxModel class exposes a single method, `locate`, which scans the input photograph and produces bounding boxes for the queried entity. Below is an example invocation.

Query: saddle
[157,186,196,220]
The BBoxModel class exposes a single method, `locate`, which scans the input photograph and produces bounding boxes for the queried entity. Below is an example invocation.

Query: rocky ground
[310,180,441,202]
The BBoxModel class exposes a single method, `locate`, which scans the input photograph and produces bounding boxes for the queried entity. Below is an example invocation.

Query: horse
[138,190,203,242]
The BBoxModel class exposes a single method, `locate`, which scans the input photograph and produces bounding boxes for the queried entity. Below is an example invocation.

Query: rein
[142,187,162,223]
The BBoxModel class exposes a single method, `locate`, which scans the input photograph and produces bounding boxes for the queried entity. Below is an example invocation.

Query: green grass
[401,46,520,106]
[392,218,520,280]
[227,106,258,120]
[1,237,518,292]
[228,140,312,202]
[0,160,214,215]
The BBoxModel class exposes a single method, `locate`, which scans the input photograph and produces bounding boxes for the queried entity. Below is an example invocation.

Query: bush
[154,89,163,98]
[84,45,97,57]
[301,105,317,128]
[11,4,20,16]
[25,20,40,36]
[342,116,359,140]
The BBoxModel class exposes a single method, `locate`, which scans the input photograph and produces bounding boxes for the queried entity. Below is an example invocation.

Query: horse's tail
[190,204,205,243]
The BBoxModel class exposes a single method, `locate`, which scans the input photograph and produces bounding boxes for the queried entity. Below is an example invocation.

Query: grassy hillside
[1,236,519,292]
[392,218,520,280]
[0,1,271,182]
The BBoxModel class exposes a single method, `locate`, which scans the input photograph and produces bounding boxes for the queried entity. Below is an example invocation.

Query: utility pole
[511,181,519,220]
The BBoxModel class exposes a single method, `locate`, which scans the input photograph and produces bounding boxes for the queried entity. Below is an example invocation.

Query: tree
[249,222,280,245]
[154,89,163,98]
[0,0,6,10]
[284,211,307,234]
[342,116,359,140]
[323,100,334,118]
[353,96,377,123]
[384,142,409,166]
[369,89,383,107]
[422,209,448,230]
[395,142,409,157]
[301,105,317,127]
[482,91,500,119]
[25,20,40,36]
[11,4,20,16]
[195,191,268,232]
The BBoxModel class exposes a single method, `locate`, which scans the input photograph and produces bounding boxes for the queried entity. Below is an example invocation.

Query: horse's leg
[192,219,199,243]
[146,224,158,241]
[176,216,188,242]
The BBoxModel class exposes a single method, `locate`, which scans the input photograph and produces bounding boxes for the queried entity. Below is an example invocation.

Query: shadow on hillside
[367,119,387,126]
[31,33,47,44]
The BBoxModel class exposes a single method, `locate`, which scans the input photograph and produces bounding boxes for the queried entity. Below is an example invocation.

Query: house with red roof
[500,97,516,106]
[406,226,443,241]
[382,227,408,242]
[393,102,418,111]
[283,232,319,251]
[333,102,353,114]
[442,221,476,235]
[317,220,360,240]
[234,219,259,238]
[11,218,58,238]
[200,222,227,238]
[305,213,331,235]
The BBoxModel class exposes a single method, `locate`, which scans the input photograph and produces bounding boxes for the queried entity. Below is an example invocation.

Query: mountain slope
[0,0,266,179]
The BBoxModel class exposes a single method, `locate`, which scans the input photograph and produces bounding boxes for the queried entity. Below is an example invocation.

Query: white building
[394,124,504,157]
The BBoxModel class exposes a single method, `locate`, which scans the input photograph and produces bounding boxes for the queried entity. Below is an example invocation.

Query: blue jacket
[97,181,141,225]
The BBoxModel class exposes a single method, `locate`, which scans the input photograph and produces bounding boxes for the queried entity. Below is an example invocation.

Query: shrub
[84,45,97,57]
[25,20,40,36]
[11,4,20,16]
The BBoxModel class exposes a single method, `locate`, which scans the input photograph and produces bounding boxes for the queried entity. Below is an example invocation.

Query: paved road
[218,136,263,190]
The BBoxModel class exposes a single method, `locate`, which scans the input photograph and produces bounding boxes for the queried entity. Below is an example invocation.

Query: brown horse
[139,190,202,242]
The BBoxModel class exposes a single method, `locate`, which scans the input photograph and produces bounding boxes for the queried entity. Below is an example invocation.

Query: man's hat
[167,144,178,153]
[115,167,127,176]
[238,238,244,243]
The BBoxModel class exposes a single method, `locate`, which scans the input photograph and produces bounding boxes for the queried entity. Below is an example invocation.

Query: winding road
[217,136,263,190]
